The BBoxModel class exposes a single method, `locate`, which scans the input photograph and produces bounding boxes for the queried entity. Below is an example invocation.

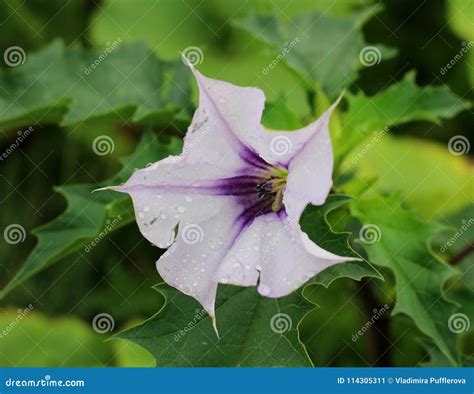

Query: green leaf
[235,7,396,98]
[115,284,313,367]
[115,195,381,366]
[447,0,474,41]
[301,194,382,286]
[262,97,302,129]
[341,135,474,218]
[337,71,469,158]
[351,194,460,365]
[0,131,182,300]
[0,40,191,130]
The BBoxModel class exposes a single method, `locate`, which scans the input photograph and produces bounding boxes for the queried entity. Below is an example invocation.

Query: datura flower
[109,61,356,327]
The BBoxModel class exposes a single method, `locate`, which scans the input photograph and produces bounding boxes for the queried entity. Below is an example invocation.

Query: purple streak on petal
[239,146,270,170]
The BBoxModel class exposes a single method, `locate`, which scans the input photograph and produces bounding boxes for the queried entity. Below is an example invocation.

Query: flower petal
[215,213,356,298]
[115,155,237,248]
[184,68,267,171]
[156,199,242,318]
[283,97,342,223]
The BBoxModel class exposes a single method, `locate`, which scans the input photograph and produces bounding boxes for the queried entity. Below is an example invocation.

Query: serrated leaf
[0,40,191,130]
[115,195,381,367]
[235,7,396,98]
[351,194,460,366]
[115,284,313,367]
[0,132,182,299]
[301,194,382,286]
[337,71,469,158]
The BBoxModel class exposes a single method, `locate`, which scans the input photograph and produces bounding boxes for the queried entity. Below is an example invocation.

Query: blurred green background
[0,0,472,367]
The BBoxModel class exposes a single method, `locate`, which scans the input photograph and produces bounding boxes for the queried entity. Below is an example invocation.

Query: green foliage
[0,0,472,368]
[115,195,380,366]
[351,194,459,365]
[301,195,382,286]
[0,41,191,130]
[341,134,473,218]
[0,132,182,299]
[337,71,469,158]
[116,285,313,367]
[0,308,112,366]
[235,7,396,98]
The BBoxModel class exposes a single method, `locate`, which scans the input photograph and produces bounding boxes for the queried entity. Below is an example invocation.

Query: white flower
[111,60,357,328]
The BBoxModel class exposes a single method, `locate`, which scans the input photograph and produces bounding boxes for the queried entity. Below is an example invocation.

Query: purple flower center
[217,166,288,226]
